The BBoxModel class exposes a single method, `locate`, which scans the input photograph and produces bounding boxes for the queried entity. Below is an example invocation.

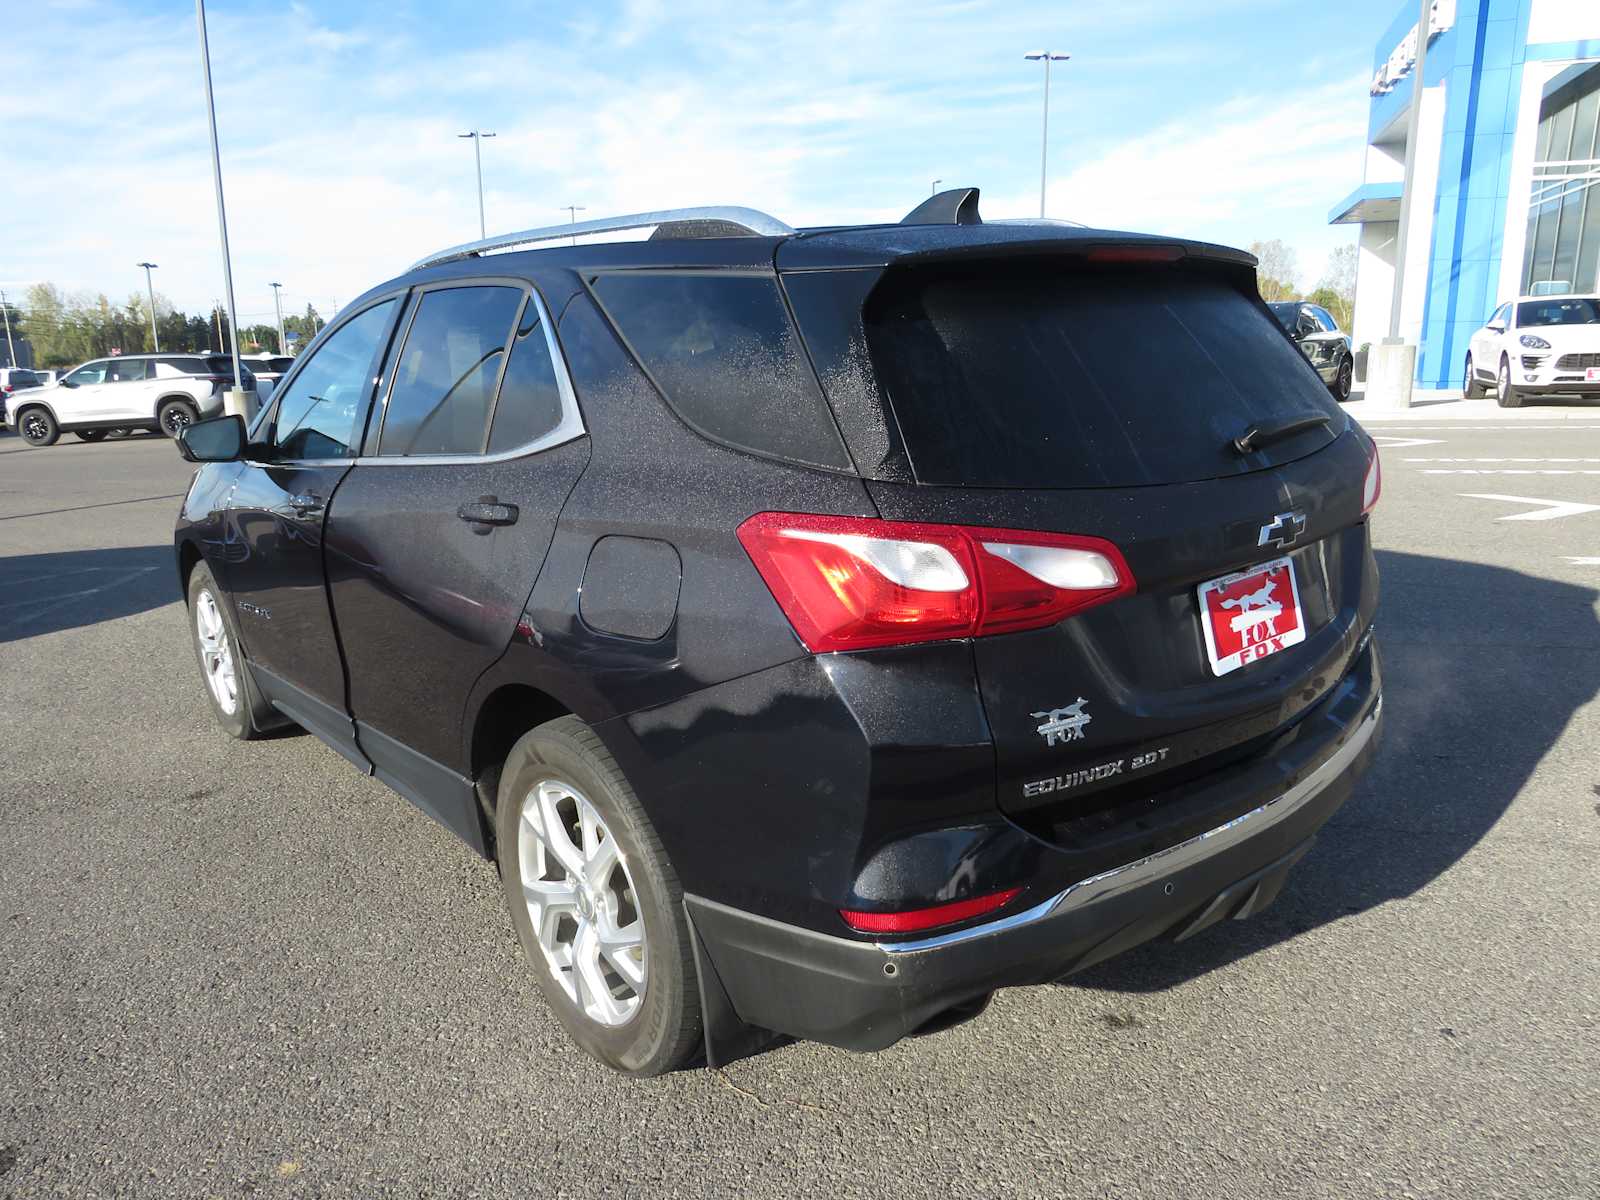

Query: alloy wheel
[195,590,239,715]
[163,407,193,436]
[517,779,647,1026]
[22,413,49,442]
[1499,360,1510,402]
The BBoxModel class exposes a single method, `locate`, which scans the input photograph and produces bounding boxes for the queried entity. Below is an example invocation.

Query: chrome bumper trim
[880,697,1381,955]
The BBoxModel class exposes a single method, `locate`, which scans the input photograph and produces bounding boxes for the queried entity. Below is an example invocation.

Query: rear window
[863,263,1345,489]
[592,272,850,471]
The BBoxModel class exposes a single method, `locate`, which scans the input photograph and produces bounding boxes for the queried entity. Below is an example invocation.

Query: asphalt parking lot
[2,417,1597,1198]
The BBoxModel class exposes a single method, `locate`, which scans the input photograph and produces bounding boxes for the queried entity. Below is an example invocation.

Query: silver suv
[9,354,254,447]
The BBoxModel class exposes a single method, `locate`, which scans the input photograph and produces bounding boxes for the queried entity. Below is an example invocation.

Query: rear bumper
[687,692,1381,1058]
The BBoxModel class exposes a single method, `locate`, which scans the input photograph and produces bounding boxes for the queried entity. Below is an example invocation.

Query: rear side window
[592,272,850,470]
[863,263,1345,489]
[108,359,147,382]
[487,296,565,454]
[379,285,522,456]
[156,357,205,376]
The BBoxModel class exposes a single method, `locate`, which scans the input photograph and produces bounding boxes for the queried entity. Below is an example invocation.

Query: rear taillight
[1362,444,1381,515]
[839,887,1023,935]
[736,512,1134,653]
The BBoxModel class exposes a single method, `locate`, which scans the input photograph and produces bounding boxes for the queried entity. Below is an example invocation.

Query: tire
[1331,355,1353,402]
[1497,356,1522,409]
[159,399,199,438]
[73,429,109,443]
[496,715,701,1076]
[186,561,275,739]
[1464,353,1485,399]
[16,406,58,447]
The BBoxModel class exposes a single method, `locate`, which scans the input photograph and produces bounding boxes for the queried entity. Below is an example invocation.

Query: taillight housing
[839,887,1023,935]
[736,512,1135,653]
[1362,443,1381,515]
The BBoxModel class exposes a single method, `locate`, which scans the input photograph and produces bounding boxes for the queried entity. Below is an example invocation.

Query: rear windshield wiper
[1231,414,1331,456]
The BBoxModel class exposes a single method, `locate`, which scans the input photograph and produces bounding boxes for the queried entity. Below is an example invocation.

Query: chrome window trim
[878,696,1382,955]
[355,280,585,467]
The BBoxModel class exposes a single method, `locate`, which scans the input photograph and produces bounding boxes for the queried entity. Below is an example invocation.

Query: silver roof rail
[409,206,796,272]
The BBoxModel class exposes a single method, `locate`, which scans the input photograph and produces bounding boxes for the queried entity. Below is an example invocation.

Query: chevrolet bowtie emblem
[1257,512,1307,550]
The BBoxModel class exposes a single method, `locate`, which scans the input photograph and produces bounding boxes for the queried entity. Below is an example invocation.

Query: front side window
[108,359,148,382]
[272,300,396,460]
[66,362,107,386]
[378,286,522,456]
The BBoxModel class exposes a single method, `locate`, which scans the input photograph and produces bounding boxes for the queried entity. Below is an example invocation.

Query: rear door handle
[287,493,324,516]
[457,496,519,531]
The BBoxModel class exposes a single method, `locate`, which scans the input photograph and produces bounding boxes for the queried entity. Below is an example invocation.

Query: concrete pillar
[222,387,255,422]
[1367,341,1417,408]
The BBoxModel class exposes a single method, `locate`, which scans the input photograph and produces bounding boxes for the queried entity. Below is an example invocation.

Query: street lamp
[1024,50,1071,219]
[269,281,286,356]
[931,178,942,196]
[459,129,497,239]
[136,262,160,352]
[562,204,586,245]
[195,0,244,394]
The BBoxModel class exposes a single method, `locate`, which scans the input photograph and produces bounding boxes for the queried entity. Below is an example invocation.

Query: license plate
[1197,555,1306,676]
[1587,367,1600,382]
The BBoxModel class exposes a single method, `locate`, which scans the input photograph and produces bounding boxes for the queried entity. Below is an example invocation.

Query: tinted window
[1311,306,1339,333]
[272,300,395,460]
[108,359,147,382]
[156,357,206,375]
[863,263,1345,489]
[379,286,521,456]
[487,296,565,454]
[1517,298,1600,326]
[66,362,107,386]
[593,272,849,470]
[1266,302,1299,331]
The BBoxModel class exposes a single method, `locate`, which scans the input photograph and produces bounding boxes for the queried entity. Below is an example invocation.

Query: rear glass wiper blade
[1231,414,1331,456]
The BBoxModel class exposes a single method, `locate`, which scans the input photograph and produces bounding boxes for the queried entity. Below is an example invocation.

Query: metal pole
[563,204,586,245]
[1,290,14,368]
[137,263,160,352]
[1026,52,1069,219]
[1387,0,1433,341]
[270,282,285,355]
[195,0,243,390]
[931,178,942,196]
[473,134,485,238]
[215,302,224,352]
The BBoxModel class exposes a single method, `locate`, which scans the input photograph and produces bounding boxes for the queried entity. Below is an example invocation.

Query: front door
[222,297,402,759]
[323,281,590,844]
[55,360,111,421]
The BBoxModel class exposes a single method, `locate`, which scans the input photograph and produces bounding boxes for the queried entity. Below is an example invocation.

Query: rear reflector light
[1086,244,1184,264]
[737,512,1134,652]
[839,887,1023,935]
[1362,444,1381,515]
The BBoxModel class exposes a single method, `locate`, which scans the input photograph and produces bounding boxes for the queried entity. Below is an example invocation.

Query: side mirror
[178,413,246,463]
[59,378,77,388]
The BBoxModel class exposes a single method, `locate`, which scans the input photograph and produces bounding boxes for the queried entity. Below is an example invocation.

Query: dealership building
[1331,0,1600,389]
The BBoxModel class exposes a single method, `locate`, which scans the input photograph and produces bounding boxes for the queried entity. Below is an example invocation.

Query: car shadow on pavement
[0,545,173,643]
[1063,548,1600,995]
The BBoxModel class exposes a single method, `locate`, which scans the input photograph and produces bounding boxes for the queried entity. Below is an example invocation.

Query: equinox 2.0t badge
[1032,698,1091,746]
[1257,511,1307,550]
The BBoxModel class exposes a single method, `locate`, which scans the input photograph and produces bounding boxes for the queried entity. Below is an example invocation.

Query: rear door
[850,256,1374,822]
[323,280,589,843]
[104,357,154,419]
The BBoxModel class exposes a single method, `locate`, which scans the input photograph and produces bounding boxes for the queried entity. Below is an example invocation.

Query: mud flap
[685,901,785,1069]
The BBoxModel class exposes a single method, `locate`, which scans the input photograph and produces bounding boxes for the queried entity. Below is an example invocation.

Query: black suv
[1269,301,1356,401]
[173,191,1382,1076]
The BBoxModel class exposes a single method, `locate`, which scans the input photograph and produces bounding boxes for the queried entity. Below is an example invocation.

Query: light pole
[195,0,244,394]
[931,178,942,196]
[459,129,497,239]
[1024,51,1070,218]
[136,262,160,352]
[269,281,286,356]
[562,204,586,245]
[1,290,14,368]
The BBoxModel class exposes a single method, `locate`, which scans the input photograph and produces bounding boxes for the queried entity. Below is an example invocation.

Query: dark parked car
[173,191,1383,1076]
[1270,301,1355,401]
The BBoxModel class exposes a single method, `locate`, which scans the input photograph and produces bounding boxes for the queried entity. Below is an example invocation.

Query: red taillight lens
[839,887,1023,935]
[1362,444,1381,515]
[737,512,1134,653]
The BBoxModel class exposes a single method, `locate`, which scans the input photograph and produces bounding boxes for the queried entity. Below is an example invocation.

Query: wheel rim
[1339,360,1352,396]
[1465,356,1474,388]
[22,413,47,441]
[195,590,239,715]
[1499,361,1510,400]
[517,779,647,1027]
[163,407,192,435]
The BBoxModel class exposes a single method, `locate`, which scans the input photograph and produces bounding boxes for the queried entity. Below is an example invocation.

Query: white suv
[1465,295,1600,408]
[9,354,253,447]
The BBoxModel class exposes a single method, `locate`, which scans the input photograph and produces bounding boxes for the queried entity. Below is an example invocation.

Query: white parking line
[1403,458,1600,463]
[1423,469,1600,475]
[1459,494,1600,521]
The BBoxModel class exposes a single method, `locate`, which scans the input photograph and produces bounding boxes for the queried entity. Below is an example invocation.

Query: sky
[5,0,1408,327]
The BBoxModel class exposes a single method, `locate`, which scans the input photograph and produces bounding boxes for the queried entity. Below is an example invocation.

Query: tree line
[1249,241,1358,335]
[6,284,326,369]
